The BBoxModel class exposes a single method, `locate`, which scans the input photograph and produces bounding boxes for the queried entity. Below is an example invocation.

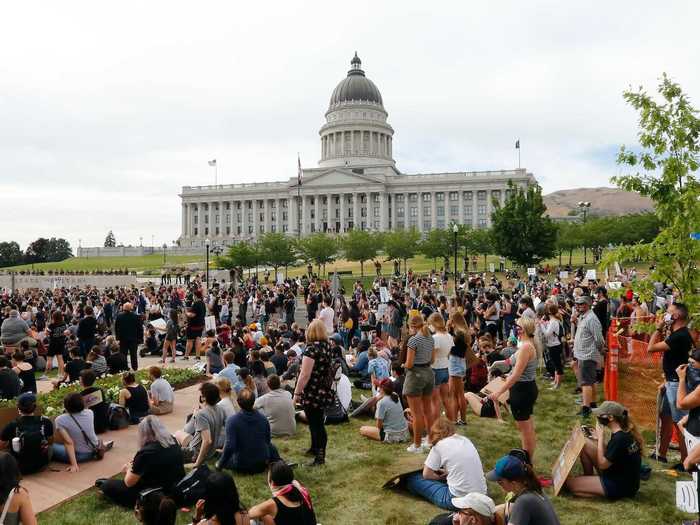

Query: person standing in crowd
[541,303,565,390]
[404,314,436,453]
[447,312,473,425]
[77,306,97,358]
[488,316,539,462]
[294,319,334,467]
[428,312,455,422]
[571,295,604,418]
[184,289,206,360]
[114,302,141,371]
[46,310,68,379]
[565,401,643,499]
[648,302,694,469]
[98,416,185,508]
[162,309,179,365]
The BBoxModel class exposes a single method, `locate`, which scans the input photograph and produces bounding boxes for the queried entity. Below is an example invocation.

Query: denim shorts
[433,367,449,386]
[448,355,466,378]
[664,381,688,424]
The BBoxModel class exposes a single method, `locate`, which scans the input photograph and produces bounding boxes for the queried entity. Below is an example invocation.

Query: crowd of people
[0,262,698,524]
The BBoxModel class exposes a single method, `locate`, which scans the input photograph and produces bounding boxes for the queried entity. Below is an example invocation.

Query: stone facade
[179,54,536,247]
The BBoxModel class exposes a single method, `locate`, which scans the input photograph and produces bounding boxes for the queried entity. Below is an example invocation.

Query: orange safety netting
[604,317,665,431]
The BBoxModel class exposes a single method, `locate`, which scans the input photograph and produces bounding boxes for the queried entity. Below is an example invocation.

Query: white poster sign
[655,296,667,309]
[488,263,495,273]
[276,272,284,285]
[608,281,622,290]
[584,269,597,281]
[379,287,390,303]
[559,271,569,280]
[204,315,216,332]
[527,267,536,276]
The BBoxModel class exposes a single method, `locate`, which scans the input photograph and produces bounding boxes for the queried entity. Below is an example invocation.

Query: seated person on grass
[148,366,174,415]
[0,393,53,474]
[10,351,36,394]
[86,347,108,376]
[564,401,642,500]
[249,461,317,525]
[53,392,113,472]
[254,374,296,437]
[465,375,508,422]
[118,371,150,424]
[174,382,225,467]
[428,492,497,525]
[106,344,129,375]
[97,415,185,508]
[487,453,560,525]
[360,378,410,444]
[216,387,281,474]
[191,472,248,525]
[367,346,390,396]
[405,418,487,511]
[134,488,177,525]
[0,357,22,401]
[51,348,87,389]
[79,369,110,434]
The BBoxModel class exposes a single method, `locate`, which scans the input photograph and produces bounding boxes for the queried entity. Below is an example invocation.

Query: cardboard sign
[559,271,568,280]
[489,263,495,273]
[584,269,597,281]
[379,287,390,303]
[676,481,698,513]
[655,295,667,309]
[552,426,587,496]
[527,267,536,276]
[204,315,216,332]
[82,389,104,409]
[608,281,622,290]
[480,377,509,404]
[150,318,167,332]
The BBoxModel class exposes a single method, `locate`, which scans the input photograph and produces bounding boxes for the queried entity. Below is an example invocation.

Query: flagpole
[297,153,301,240]
[518,147,521,170]
[215,163,218,186]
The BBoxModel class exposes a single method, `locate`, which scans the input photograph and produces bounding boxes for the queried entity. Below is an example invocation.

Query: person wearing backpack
[541,302,565,390]
[0,393,53,475]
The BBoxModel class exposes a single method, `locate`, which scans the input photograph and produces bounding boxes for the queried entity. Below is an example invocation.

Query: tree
[341,230,379,277]
[419,229,453,271]
[555,222,582,267]
[217,241,258,278]
[257,233,297,277]
[383,229,421,274]
[104,230,116,247]
[0,241,23,268]
[604,74,700,320]
[297,233,338,277]
[469,228,495,271]
[490,183,557,267]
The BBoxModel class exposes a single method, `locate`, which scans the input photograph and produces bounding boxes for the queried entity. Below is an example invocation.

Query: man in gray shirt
[572,295,604,418]
[0,310,31,346]
[253,375,296,437]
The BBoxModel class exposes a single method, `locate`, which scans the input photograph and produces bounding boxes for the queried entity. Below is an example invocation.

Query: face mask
[664,313,673,323]
[596,416,609,426]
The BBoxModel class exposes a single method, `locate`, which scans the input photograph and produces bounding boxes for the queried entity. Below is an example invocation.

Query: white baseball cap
[450,492,496,517]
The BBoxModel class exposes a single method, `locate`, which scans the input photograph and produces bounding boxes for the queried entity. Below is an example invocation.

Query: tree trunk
[568,249,573,266]
[559,250,562,266]
[483,254,487,272]
[360,260,364,278]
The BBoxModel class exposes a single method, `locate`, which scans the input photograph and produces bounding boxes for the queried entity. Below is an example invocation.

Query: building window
[396,194,405,203]
[410,206,417,217]
[409,193,418,202]
[449,191,458,201]
[477,191,487,201]
[437,206,445,217]
[194,228,198,235]
[282,200,288,208]
[373,194,380,203]
[310,210,315,219]
[215,227,219,235]
[373,220,380,229]
[215,214,219,224]
[204,216,209,224]
[259,225,264,233]
[322,210,327,219]
[422,193,431,202]
[311,224,316,233]
[247,213,253,223]
[360,195,366,203]
[437,220,445,229]
[450,206,458,216]
[492,190,501,201]
[205,227,209,235]
[246,202,252,209]
[259,212,264,222]
[226,227,230,235]
[271,212,276,221]
[271,201,276,208]
[282,211,288,221]
[236,202,241,210]
[310,197,315,206]
[337,209,342,218]
[436,192,444,202]
[464,191,473,201]
[258,200,264,209]
[397,221,405,229]
[409,219,417,228]
[193,216,198,224]
[478,205,487,215]
[282,224,288,232]
[373,208,379,217]
[361,208,367,218]
[237,226,241,234]
[423,207,430,217]
[271,225,276,232]
[423,221,431,230]
[397,206,405,218]
[248,225,253,234]
[478,219,487,228]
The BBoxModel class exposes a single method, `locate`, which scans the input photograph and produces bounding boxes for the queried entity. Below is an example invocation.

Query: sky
[1,1,699,250]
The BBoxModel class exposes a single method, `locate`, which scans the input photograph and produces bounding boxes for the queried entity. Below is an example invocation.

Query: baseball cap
[574,295,592,305]
[450,492,496,518]
[486,455,528,482]
[592,401,627,418]
[17,392,37,411]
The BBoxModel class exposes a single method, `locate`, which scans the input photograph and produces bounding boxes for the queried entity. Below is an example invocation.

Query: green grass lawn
[38,375,691,525]
[5,255,203,274]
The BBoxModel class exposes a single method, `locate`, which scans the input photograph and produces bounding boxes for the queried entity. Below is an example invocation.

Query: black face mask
[597,416,610,426]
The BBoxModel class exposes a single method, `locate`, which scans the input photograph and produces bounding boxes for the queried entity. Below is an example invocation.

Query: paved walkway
[26,381,201,514]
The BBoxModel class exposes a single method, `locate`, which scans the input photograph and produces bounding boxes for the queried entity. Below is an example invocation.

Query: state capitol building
[178,54,536,247]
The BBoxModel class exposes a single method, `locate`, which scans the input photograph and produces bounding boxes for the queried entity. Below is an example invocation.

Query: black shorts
[480,398,496,418]
[508,381,538,421]
[579,359,597,386]
[47,345,64,358]
[186,325,203,340]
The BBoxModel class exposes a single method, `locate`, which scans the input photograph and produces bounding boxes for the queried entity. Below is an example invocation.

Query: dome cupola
[329,52,384,108]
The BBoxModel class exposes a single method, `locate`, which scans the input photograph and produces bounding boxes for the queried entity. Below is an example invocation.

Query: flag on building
[297,154,303,186]
[208,159,217,166]
[515,140,520,149]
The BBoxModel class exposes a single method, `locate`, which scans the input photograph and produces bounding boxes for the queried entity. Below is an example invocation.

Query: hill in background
[543,187,653,218]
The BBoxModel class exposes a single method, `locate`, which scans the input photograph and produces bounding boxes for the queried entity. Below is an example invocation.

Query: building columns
[418,192,424,233]
[379,192,388,231]
[352,192,359,230]
[301,195,307,235]
[431,192,437,230]
[339,193,347,233]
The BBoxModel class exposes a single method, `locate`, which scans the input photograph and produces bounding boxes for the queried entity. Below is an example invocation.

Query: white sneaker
[406,443,422,453]
[421,443,432,452]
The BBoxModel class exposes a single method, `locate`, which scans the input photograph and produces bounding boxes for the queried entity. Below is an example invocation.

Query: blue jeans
[405,473,457,511]
[664,381,688,423]
[52,443,94,464]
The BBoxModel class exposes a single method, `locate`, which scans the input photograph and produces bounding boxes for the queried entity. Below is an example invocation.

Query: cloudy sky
[2,1,698,250]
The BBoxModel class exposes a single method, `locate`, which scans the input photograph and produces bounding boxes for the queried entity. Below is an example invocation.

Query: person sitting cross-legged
[216,387,281,474]
[253,374,296,437]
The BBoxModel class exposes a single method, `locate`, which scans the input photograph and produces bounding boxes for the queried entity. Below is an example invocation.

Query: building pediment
[299,168,384,188]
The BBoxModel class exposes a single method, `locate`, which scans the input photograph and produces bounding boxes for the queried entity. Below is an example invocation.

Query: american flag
[297,154,302,186]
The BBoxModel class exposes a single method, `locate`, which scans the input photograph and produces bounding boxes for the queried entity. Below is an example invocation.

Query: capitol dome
[329,53,384,108]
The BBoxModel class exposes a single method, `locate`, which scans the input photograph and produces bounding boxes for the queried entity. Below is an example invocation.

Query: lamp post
[452,223,459,295]
[162,243,167,264]
[577,201,592,264]
[205,238,210,286]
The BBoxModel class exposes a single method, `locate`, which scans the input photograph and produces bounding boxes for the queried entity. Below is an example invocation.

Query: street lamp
[452,223,459,295]
[162,243,167,264]
[577,201,592,264]
[205,238,210,286]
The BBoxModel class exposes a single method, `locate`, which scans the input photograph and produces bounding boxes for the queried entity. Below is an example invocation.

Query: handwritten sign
[379,287,390,303]
[204,315,216,332]
[488,263,495,273]
[559,271,569,280]
[584,269,597,281]
[527,267,536,276]
[552,426,587,496]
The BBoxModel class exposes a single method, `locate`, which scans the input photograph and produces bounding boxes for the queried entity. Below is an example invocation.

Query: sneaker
[406,443,423,453]
[649,452,668,463]
[421,443,432,453]
[104,441,114,451]
[38,375,49,381]
[455,419,466,426]
[549,384,560,390]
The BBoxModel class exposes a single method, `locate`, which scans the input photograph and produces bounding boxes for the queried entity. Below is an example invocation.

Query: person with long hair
[293,319,334,466]
[404,314,436,453]
[98,415,185,507]
[446,311,474,425]
[47,310,67,378]
[0,452,37,525]
[428,312,455,422]
[565,401,643,499]
[134,488,177,525]
[249,461,317,525]
[162,309,179,364]
[192,472,248,525]
[405,418,487,510]
[359,379,410,443]
[540,302,564,389]
[487,453,560,525]
[487,316,539,462]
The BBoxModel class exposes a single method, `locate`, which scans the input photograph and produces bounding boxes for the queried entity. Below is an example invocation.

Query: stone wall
[0,274,138,291]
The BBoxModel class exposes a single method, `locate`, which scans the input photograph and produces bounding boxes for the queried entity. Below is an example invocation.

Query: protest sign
[559,271,569,280]
[527,267,536,276]
[584,269,597,281]
[552,426,587,496]
[204,315,216,332]
[379,286,390,303]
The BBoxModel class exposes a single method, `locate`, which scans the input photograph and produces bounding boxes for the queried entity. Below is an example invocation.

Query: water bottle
[11,437,20,453]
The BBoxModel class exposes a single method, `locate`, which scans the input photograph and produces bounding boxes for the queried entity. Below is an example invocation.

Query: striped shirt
[573,310,604,361]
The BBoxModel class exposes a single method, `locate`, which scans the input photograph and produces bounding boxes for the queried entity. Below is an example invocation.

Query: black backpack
[174,464,211,506]
[13,416,50,474]
[108,403,130,430]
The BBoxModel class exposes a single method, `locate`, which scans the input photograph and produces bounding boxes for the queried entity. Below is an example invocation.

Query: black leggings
[100,479,140,507]
[306,407,327,453]
[547,344,564,375]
